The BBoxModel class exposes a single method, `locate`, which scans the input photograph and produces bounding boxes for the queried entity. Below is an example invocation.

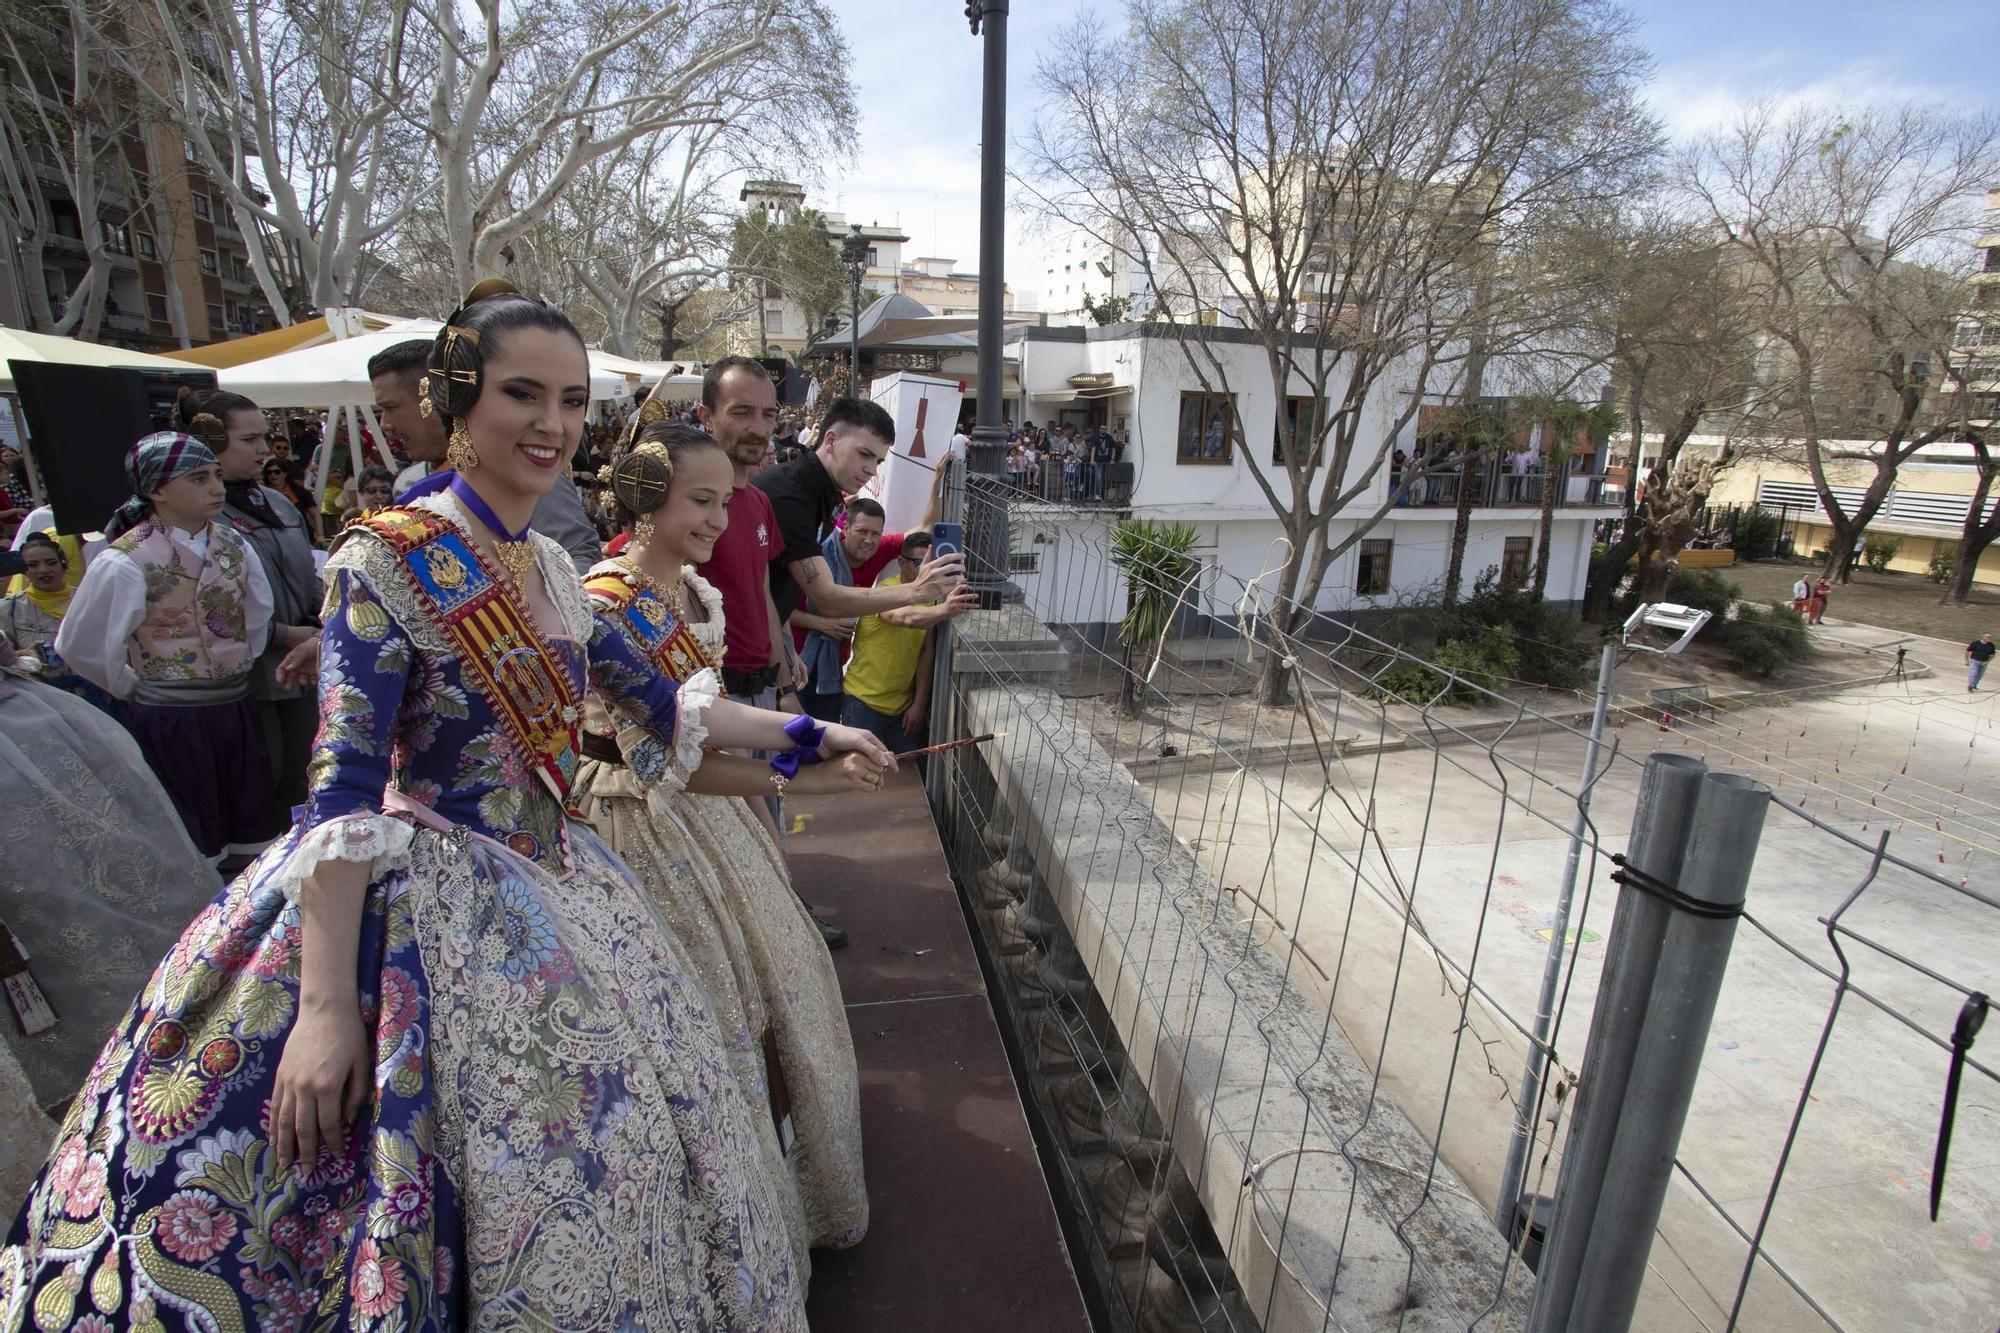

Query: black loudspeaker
[137,368,220,430]
[9,362,187,535]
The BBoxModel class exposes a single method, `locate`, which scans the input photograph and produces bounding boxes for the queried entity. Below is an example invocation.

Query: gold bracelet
[769,772,790,798]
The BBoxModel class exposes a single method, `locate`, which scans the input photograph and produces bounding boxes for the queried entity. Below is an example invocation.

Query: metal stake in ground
[1566,771,1771,1330]
[1526,752,1709,1327]
[1495,642,1615,1229]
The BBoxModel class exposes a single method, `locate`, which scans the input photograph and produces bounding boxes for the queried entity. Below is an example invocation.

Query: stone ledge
[962,685,1533,1332]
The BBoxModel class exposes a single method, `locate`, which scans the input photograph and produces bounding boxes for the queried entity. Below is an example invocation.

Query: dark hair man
[753,397,968,627]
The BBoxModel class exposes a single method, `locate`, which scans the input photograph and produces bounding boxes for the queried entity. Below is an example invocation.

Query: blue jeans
[841,695,908,755]
[1971,659,1990,691]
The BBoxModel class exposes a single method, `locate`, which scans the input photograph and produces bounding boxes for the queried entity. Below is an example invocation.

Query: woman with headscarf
[53,431,283,863]
[5,282,892,1330]
[0,532,113,712]
[576,423,874,1267]
[177,386,324,817]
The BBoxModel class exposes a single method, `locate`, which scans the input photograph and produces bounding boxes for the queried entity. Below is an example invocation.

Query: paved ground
[1137,663,2000,1331]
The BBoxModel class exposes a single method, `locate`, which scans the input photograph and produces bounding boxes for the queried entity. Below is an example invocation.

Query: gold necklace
[491,538,538,588]
[617,556,686,617]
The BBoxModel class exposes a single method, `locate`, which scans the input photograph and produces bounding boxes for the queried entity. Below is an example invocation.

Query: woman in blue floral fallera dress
[0,285,893,1332]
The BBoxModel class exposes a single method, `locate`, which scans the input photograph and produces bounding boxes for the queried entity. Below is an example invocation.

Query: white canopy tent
[0,327,219,502]
[216,320,639,490]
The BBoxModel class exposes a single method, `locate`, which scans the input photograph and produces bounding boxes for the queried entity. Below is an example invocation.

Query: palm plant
[1529,401,1623,599]
[1110,519,1201,717]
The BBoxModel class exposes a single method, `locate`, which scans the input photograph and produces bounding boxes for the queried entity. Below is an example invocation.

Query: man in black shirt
[1967,633,1995,692]
[754,397,966,626]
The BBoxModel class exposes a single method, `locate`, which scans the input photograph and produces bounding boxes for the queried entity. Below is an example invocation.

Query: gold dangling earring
[630,514,655,553]
[447,421,478,472]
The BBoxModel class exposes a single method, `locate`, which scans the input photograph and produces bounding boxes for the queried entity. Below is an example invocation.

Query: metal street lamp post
[840,223,868,394]
[965,0,1011,607]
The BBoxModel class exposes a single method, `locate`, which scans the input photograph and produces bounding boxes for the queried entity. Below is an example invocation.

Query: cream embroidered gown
[573,563,867,1262]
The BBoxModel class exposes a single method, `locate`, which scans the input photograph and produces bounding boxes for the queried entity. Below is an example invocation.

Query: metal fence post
[1565,772,1771,1331]
[925,458,965,813]
[1527,752,1711,1329]
[1496,642,1618,1228]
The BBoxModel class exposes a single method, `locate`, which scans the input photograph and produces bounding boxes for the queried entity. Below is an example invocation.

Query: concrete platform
[791,773,1092,1333]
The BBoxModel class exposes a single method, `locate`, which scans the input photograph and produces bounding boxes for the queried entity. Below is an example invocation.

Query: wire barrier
[920,475,1999,1332]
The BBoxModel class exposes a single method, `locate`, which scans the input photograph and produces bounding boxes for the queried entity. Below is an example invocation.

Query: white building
[734,179,909,356]
[998,323,1616,632]
[1034,224,1155,326]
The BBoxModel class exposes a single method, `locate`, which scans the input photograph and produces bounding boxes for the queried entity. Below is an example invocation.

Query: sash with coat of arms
[361,508,583,805]
[584,572,716,685]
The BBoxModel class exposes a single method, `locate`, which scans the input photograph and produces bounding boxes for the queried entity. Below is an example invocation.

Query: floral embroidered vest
[110,520,253,681]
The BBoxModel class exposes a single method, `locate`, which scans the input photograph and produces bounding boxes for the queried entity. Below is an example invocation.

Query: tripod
[1875,644,1909,690]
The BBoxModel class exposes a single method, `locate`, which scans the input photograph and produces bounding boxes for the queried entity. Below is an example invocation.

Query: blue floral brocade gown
[0,498,805,1332]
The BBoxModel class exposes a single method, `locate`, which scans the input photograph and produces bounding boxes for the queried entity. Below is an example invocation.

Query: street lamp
[840,223,869,393]
[1496,599,1715,1236]
[964,0,1011,608]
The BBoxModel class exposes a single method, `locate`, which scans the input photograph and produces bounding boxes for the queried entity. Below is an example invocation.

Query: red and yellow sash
[363,508,582,804]
[585,572,716,685]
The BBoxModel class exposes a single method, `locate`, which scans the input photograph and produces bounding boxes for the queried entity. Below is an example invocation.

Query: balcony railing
[1003,459,1134,507]
[1393,464,1608,509]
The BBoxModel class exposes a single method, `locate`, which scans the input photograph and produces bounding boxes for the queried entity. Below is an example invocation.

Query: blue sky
[812,0,1999,306]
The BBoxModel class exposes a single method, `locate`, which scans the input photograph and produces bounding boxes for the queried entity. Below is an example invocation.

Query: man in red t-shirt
[693,356,794,704]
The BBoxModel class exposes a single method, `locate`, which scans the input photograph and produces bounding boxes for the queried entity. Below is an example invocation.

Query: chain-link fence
[916,473,1997,1332]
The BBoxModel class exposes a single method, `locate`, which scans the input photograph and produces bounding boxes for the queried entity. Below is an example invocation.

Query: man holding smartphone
[754,397,973,629]
[752,395,973,948]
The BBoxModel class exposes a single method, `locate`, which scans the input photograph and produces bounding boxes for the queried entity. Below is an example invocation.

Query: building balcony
[1389,466,1610,511]
[101,309,146,334]
[1003,459,1134,508]
[220,274,256,296]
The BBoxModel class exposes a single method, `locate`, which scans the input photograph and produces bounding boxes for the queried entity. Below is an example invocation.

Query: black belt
[581,731,624,766]
[721,665,779,697]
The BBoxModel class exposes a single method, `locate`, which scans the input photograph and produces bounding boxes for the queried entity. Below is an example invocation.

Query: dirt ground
[1726,557,2000,645]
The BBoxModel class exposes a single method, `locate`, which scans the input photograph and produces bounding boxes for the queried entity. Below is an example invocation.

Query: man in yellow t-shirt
[840,531,938,753]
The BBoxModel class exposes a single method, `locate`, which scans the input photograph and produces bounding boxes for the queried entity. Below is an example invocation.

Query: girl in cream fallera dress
[574,428,871,1265]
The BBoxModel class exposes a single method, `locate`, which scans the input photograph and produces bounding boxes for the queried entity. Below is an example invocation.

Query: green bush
[1715,602,1809,676]
[1862,535,1903,572]
[1731,508,1783,561]
[1373,659,1449,705]
[1454,572,1593,689]
[1372,625,1520,706]
[1928,545,1957,584]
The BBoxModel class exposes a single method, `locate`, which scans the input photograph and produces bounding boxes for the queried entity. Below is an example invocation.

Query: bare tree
[1682,102,2000,582]
[0,0,148,337]
[1938,433,1998,606]
[1027,0,1660,702]
[111,0,432,321]
[1565,214,1762,618]
[425,0,852,298]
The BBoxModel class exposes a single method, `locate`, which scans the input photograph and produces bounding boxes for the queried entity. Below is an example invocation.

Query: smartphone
[929,522,966,583]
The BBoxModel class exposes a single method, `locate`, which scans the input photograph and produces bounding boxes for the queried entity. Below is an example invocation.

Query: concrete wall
[955,679,1535,1331]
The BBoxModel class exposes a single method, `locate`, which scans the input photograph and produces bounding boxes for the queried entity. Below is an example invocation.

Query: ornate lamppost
[963,0,1011,607]
[840,223,869,393]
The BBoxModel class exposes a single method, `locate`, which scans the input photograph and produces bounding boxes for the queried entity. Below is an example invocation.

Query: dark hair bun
[424,277,565,421]
[609,444,674,516]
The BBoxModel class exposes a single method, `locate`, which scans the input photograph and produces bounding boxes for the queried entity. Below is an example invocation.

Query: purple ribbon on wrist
[769,713,827,779]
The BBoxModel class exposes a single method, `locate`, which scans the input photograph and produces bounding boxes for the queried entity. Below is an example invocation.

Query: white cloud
[1646,53,1986,140]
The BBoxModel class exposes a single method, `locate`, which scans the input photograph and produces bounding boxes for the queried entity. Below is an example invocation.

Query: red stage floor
[791,772,1092,1332]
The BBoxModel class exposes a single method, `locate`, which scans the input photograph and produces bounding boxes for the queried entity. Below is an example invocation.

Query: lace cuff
[674,666,721,775]
[271,814,416,902]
